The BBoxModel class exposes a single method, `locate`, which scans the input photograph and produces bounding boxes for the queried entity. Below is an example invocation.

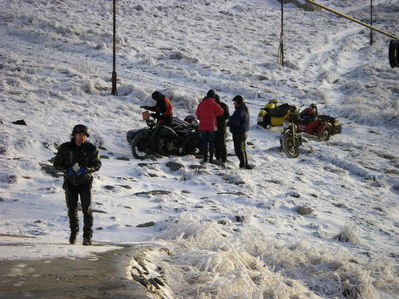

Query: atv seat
[269,103,291,118]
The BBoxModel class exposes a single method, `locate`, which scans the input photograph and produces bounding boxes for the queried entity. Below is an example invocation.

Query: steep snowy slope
[0,0,398,298]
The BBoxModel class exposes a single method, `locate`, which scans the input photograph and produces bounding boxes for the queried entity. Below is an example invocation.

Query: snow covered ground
[0,0,398,298]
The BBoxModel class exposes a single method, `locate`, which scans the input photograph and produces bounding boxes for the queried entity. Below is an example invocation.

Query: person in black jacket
[53,124,101,245]
[214,94,230,163]
[228,95,251,169]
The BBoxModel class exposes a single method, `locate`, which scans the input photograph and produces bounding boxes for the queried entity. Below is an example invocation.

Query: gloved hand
[66,167,77,177]
[76,167,88,176]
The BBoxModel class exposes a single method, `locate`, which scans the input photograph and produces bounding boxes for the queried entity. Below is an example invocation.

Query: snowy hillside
[1,0,399,298]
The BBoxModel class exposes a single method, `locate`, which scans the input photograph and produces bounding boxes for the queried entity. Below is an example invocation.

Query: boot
[83,234,92,246]
[69,231,78,244]
[209,150,214,164]
[202,152,208,164]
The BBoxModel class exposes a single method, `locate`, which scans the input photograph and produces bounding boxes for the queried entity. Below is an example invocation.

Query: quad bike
[281,104,342,158]
[258,99,298,128]
[126,111,200,159]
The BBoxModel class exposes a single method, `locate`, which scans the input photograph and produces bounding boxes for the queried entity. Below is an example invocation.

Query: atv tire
[282,133,300,158]
[389,39,399,68]
[131,132,151,159]
[178,134,199,156]
[319,126,332,141]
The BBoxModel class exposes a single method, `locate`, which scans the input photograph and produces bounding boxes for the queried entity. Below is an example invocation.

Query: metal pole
[111,0,118,96]
[278,0,284,66]
[304,0,398,40]
[370,0,373,45]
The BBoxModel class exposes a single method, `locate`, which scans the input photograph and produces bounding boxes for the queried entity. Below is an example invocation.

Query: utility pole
[278,0,284,66]
[111,0,118,96]
[370,0,373,45]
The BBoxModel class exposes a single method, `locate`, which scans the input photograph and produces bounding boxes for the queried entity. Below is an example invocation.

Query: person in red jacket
[196,90,224,163]
[141,91,173,124]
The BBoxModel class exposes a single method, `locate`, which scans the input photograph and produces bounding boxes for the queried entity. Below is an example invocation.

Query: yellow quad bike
[257,99,298,128]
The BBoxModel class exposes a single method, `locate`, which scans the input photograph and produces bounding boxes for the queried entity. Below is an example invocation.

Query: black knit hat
[152,90,164,101]
[232,95,244,105]
[72,124,90,137]
[207,89,216,98]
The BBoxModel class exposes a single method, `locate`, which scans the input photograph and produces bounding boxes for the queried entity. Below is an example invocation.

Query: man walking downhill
[214,94,230,164]
[228,95,251,169]
[53,124,101,245]
[196,90,224,164]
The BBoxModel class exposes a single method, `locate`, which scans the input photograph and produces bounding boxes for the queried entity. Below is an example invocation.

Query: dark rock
[12,119,27,125]
[297,206,314,216]
[116,156,130,161]
[189,164,206,170]
[133,4,144,11]
[3,174,17,184]
[0,197,4,202]
[98,146,107,150]
[136,221,155,228]
[147,173,158,177]
[266,179,283,185]
[96,227,103,230]
[93,209,107,214]
[134,190,171,196]
[39,163,62,178]
[22,176,32,179]
[181,190,190,194]
[118,185,132,189]
[166,161,184,172]
[34,219,47,224]
[286,192,300,198]
[100,155,110,159]
[234,216,245,223]
[104,185,115,190]
[217,191,246,196]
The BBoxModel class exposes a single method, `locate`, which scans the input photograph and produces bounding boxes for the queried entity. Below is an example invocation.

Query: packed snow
[0,0,398,298]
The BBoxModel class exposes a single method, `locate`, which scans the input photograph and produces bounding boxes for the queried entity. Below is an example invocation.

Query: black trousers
[64,181,93,237]
[232,132,248,168]
[215,129,227,162]
[200,131,216,161]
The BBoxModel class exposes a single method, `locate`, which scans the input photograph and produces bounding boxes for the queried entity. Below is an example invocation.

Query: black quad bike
[127,114,200,159]
[280,104,342,158]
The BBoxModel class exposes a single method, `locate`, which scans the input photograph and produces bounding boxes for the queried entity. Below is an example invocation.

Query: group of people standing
[53,89,251,245]
[196,89,251,169]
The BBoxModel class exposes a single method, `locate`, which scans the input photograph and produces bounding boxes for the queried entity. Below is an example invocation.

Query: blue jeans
[200,131,216,161]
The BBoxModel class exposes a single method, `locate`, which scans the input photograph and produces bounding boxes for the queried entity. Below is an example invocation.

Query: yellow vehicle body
[258,99,297,128]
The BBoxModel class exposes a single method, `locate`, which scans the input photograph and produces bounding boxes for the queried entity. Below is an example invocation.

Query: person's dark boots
[83,234,92,246]
[69,231,78,244]
[202,152,208,164]
[209,150,214,164]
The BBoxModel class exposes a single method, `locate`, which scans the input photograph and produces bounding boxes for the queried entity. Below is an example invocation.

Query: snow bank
[130,213,398,298]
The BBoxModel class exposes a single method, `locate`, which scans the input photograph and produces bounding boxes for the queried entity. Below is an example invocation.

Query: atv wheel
[282,133,300,158]
[389,39,399,68]
[131,132,151,159]
[319,126,332,141]
[178,134,200,155]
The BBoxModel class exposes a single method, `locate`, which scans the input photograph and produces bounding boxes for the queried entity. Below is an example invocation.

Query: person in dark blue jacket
[228,95,251,169]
